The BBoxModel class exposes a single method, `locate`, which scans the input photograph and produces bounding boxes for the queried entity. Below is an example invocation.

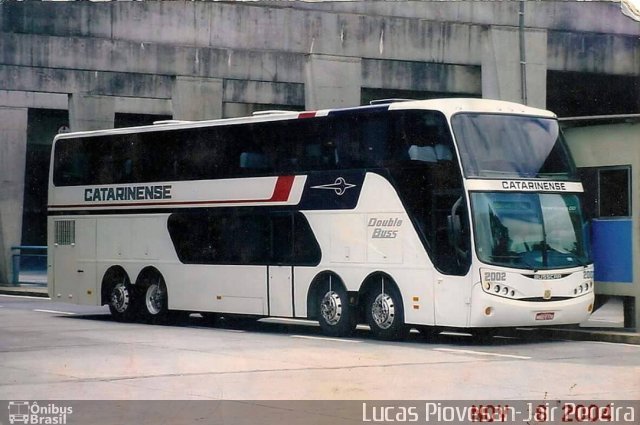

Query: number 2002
[484,272,506,282]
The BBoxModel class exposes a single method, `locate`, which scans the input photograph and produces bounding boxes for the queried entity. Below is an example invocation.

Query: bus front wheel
[317,283,356,337]
[365,283,407,340]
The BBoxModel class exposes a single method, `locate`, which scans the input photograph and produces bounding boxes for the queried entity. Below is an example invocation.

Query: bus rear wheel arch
[309,272,357,337]
[136,268,169,323]
[361,273,408,340]
[102,267,135,322]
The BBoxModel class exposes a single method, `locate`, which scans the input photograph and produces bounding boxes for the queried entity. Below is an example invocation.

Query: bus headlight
[573,281,593,296]
[482,282,518,298]
[480,270,518,298]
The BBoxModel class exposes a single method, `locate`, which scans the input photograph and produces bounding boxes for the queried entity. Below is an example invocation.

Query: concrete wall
[1,1,637,109]
[0,108,28,284]
[0,0,638,284]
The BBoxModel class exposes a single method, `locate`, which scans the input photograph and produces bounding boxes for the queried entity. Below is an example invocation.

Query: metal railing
[11,246,47,286]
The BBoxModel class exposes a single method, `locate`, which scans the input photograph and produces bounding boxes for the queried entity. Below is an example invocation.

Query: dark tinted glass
[167,210,321,266]
[53,110,460,186]
[452,114,575,179]
[578,166,631,218]
[599,168,631,217]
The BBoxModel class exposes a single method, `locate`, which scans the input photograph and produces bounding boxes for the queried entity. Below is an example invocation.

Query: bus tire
[107,276,135,322]
[139,273,169,324]
[365,283,407,340]
[317,280,356,337]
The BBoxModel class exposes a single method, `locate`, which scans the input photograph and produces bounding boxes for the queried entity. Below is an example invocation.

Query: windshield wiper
[521,255,539,271]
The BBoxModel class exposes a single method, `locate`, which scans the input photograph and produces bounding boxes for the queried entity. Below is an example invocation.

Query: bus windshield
[452,113,575,179]
[471,192,590,270]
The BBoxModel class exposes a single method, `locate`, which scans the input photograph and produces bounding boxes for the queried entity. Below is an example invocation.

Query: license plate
[536,312,554,321]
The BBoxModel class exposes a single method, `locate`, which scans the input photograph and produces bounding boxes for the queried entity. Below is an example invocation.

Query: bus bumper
[468,284,594,328]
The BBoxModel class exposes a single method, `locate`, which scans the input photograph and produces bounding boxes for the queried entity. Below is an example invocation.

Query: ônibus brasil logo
[7,401,73,425]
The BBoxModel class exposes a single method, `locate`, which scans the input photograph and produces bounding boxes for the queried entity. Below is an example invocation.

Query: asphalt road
[1,294,639,402]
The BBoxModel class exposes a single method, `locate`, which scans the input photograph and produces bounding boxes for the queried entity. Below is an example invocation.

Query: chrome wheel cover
[320,291,342,325]
[145,284,164,315]
[110,283,130,313]
[371,293,395,330]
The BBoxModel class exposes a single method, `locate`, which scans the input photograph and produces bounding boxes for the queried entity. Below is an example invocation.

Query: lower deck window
[167,210,321,266]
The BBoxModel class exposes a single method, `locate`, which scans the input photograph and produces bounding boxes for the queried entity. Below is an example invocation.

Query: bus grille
[520,296,572,302]
[54,220,75,245]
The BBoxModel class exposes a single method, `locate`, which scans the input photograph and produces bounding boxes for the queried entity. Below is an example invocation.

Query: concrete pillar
[172,76,223,121]
[68,93,115,132]
[0,107,28,284]
[305,54,362,110]
[481,26,548,109]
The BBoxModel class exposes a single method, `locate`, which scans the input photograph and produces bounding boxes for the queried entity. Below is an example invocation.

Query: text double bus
[48,98,594,339]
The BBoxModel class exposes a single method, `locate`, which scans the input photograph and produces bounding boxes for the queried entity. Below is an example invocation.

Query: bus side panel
[97,215,171,265]
[164,265,268,315]
[50,218,98,305]
[391,267,435,326]
[94,214,267,315]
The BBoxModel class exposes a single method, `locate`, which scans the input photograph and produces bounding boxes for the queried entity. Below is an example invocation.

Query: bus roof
[53,98,556,142]
[388,98,556,119]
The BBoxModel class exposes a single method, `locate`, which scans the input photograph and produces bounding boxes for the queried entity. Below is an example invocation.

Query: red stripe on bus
[298,111,316,119]
[269,175,295,202]
[48,176,296,209]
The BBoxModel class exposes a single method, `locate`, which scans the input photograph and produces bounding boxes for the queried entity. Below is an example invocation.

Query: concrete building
[0,1,638,298]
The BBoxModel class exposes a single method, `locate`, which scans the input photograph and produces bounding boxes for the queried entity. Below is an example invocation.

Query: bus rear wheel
[139,274,168,323]
[108,278,135,322]
[317,281,356,337]
[365,283,407,340]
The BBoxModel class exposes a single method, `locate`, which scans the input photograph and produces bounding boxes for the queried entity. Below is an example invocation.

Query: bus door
[433,272,471,327]
[432,193,472,327]
[267,213,297,317]
[268,265,294,317]
[52,218,97,305]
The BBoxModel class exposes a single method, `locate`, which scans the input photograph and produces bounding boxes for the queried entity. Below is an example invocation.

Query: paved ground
[1,294,639,403]
[2,282,637,344]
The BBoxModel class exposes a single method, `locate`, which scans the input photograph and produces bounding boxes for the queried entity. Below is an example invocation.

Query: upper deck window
[451,113,576,179]
[53,109,461,186]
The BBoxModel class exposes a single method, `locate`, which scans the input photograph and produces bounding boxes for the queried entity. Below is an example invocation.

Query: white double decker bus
[48,99,594,339]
